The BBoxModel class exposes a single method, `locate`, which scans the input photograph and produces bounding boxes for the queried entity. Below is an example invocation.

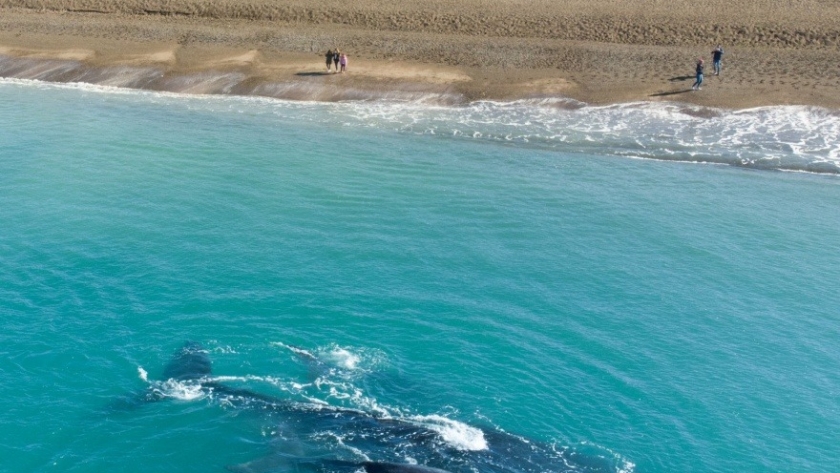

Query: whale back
[162,341,212,381]
[361,462,453,473]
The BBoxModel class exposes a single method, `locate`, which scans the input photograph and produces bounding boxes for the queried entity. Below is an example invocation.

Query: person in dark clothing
[333,49,341,71]
[692,58,705,90]
[326,50,334,72]
[711,45,724,75]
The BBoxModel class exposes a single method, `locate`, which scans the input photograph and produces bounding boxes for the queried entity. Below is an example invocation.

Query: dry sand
[1,0,840,108]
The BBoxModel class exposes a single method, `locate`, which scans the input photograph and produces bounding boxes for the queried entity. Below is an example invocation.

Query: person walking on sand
[711,45,724,75]
[325,49,334,72]
[339,52,348,73]
[692,57,704,90]
[333,49,340,72]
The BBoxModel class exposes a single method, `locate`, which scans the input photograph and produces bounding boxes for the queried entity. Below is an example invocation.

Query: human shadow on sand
[296,71,334,77]
[668,75,695,82]
[650,89,693,97]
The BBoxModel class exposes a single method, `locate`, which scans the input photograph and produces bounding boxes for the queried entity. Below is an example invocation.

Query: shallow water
[1,79,839,473]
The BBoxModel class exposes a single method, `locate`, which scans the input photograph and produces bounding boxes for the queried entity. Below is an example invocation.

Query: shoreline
[6,65,840,178]
[0,55,470,105]
[2,5,840,109]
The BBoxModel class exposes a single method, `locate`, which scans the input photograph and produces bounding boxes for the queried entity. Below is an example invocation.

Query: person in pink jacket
[339,52,348,73]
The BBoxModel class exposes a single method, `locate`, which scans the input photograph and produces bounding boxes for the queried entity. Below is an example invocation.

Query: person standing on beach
[333,49,340,72]
[326,49,334,72]
[692,58,705,90]
[339,52,348,73]
[711,45,724,75]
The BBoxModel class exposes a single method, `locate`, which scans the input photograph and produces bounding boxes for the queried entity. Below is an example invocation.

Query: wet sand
[1,1,840,108]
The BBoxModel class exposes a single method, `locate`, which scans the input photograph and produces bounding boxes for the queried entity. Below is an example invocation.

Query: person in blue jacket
[711,45,724,75]
[692,58,705,91]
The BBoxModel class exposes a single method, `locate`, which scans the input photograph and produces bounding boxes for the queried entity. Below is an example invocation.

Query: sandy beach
[1,0,840,108]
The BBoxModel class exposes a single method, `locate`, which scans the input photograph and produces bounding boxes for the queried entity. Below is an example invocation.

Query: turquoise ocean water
[1,79,839,473]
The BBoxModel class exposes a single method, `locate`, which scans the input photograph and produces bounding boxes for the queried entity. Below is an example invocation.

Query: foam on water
[139,342,491,452]
[147,378,207,401]
[406,414,489,451]
[326,347,361,370]
[272,342,318,360]
[330,433,373,461]
[273,341,383,376]
[139,362,207,401]
[338,99,840,173]
[275,363,488,452]
[250,350,632,469]
[2,76,838,174]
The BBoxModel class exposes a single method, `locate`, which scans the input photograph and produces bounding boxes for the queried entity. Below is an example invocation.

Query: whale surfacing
[161,341,212,381]
[147,342,620,473]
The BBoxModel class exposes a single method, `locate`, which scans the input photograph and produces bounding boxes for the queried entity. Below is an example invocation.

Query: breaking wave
[327,99,840,174]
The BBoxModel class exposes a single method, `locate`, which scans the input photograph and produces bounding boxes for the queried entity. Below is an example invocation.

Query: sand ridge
[114,49,178,66]
[0,45,95,60]
[3,0,840,48]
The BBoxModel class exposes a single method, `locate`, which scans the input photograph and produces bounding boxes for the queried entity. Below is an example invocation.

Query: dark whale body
[153,342,617,473]
[161,341,213,381]
[229,459,457,473]
[358,462,453,473]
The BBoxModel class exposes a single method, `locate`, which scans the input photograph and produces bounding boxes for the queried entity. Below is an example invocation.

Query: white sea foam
[326,347,361,370]
[573,441,636,473]
[208,343,238,354]
[4,73,837,175]
[394,101,836,173]
[138,364,207,401]
[133,347,634,470]
[151,379,207,401]
[272,342,324,369]
[407,414,488,451]
[322,431,372,460]
[274,341,382,376]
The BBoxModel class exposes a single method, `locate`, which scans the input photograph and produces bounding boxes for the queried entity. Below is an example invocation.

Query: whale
[229,458,460,473]
[143,342,619,473]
